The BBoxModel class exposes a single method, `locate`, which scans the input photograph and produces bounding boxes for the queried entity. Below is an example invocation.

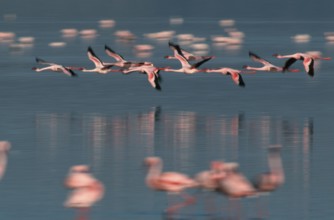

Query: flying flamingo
[165,42,214,61]
[144,157,198,217]
[243,51,300,72]
[122,64,162,90]
[272,52,315,77]
[204,67,247,87]
[161,42,212,74]
[104,45,150,69]
[64,165,104,220]
[0,141,11,181]
[32,57,79,77]
[81,47,119,74]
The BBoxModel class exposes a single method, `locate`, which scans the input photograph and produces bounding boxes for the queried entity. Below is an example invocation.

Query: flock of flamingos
[0,139,286,219]
[32,41,331,91]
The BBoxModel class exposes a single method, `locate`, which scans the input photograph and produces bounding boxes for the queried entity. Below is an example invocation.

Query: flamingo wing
[282,58,297,72]
[192,57,212,68]
[87,47,104,68]
[303,57,314,77]
[62,66,78,77]
[35,57,57,66]
[104,45,126,62]
[249,51,272,66]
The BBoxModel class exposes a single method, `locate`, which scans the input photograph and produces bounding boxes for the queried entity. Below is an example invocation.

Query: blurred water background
[0,0,334,219]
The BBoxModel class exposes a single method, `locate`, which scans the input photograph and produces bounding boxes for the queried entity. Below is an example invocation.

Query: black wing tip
[238,75,246,87]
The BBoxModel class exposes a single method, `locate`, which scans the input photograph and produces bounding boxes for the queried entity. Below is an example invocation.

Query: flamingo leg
[76,207,90,220]
[165,192,196,217]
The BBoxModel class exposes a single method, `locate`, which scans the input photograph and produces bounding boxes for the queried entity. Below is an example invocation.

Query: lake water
[1,6,334,220]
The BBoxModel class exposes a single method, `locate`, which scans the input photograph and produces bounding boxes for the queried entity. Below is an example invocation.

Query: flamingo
[253,145,285,193]
[144,157,198,216]
[161,42,212,74]
[204,67,247,87]
[81,47,118,74]
[104,45,150,69]
[165,42,214,61]
[252,145,285,218]
[272,52,315,77]
[195,161,228,215]
[0,141,11,181]
[64,165,104,220]
[122,64,162,90]
[243,51,300,72]
[32,57,79,77]
[214,162,257,219]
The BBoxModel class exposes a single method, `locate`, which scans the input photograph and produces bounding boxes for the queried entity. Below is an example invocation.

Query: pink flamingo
[204,67,248,87]
[243,51,300,72]
[0,141,11,181]
[272,52,315,77]
[122,64,162,90]
[64,165,104,220]
[215,162,257,219]
[161,42,212,74]
[32,57,79,77]
[253,145,285,193]
[81,47,119,74]
[104,45,150,68]
[144,157,198,216]
[165,42,214,61]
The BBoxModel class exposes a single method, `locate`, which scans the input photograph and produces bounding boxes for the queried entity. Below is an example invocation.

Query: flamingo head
[144,157,162,166]
[0,141,11,152]
[32,67,37,70]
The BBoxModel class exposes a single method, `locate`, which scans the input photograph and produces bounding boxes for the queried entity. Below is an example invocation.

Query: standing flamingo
[215,162,257,219]
[243,51,300,72]
[272,52,315,77]
[144,157,198,217]
[32,57,79,77]
[0,141,11,181]
[64,165,104,220]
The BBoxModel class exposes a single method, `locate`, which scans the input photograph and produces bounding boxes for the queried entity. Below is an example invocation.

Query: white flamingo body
[144,157,198,215]
[244,51,299,72]
[163,42,212,74]
[205,67,246,87]
[82,47,115,74]
[64,180,104,208]
[123,65,162,90]
[273,52,315,77]
[64,165,105,220]
[104,45,149,69]
[144,157,198,192]
[32,58,78,77]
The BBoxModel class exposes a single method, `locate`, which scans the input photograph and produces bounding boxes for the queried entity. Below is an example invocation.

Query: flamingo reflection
[0,141,11,181]
[64,165,104,220]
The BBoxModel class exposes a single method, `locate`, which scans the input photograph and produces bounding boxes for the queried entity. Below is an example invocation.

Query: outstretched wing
[249,51,272,66]
[192,57,212,68]
[282,58,297,72]
[104,45,126,62]
[35,57,57,66]
[87,47,104,68]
